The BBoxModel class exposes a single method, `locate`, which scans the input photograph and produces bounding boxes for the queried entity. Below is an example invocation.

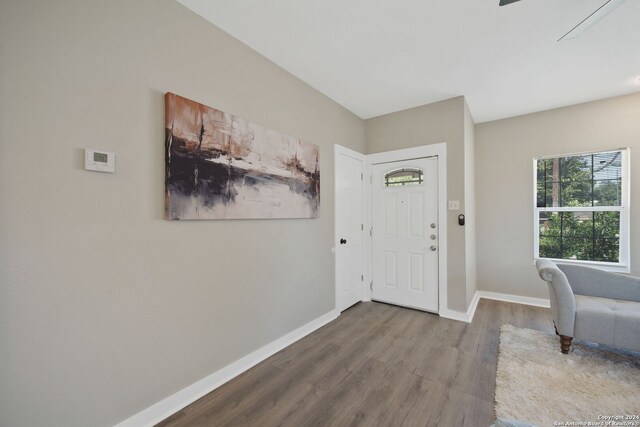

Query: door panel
[371,157,438,313]
[335,148,365,312]
[384,251,398,288]
[408,192,424,239]
[384,193,398,237]
[408,253,424,291]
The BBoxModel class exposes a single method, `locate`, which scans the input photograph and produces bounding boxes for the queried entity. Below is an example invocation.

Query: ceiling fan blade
[499,0,522,6]
[557,0,625,41]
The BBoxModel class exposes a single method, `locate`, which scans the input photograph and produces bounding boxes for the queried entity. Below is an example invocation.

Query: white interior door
[371,157,439,313]
[335,146,365,312]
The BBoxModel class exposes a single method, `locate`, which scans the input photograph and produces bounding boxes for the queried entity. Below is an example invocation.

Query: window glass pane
[559,155,592,207]
[544,181,559,207]
[593,179,621,206]
[546,159,558,182]
[561,180,592,207]
[536,181,545,208]
[539,212,593,238]
[536,159,560,207]
[536,160,546,183]
[593,152,622,180]
[537,210,620,263]
[536,151,622,208]
[593,239,619,262]
[536,161,546,207]
[539,211,560,236]
[561,237,593,261]
[561,212,593,237]
[594,211,620,239]
[535,151,623,265]
[560,155,592,183]
[384,168,423,187]
[539,236,561,259]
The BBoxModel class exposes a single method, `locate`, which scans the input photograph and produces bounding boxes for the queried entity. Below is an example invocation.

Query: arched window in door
[384,168,424,187]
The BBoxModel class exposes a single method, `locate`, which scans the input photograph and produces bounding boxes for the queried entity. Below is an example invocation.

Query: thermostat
[85,149,115,173]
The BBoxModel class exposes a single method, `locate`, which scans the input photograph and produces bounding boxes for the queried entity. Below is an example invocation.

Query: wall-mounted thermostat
[85,149,115,173]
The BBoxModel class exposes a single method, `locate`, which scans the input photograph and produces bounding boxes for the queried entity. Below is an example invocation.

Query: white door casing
[334,145,365,312]
[371,157,439,313]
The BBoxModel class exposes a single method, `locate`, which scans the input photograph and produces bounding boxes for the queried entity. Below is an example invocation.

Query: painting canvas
[165,93,320,220]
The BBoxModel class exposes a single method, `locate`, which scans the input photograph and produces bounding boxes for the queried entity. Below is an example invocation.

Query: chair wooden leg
[554,322,559,336]
[560,335,572,354]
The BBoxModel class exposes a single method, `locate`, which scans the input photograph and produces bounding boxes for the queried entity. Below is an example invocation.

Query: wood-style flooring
[157,299,553,427]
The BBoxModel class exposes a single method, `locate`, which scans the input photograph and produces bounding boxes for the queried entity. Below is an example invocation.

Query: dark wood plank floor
[157,299,553,427]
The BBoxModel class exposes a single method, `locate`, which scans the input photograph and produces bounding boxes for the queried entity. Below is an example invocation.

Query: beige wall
[0,1,364,426]
[464,102,478,306]
[476,93,640,299]
[364,97,470,311]
[4,1,637,425]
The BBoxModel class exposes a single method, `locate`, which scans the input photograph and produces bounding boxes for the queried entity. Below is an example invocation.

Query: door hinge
[361,223,364,231]
[361,172,363,180]
[370,281,373,291]
[370,227,373,237]
[361,274,364,281]
[370,175,372,184]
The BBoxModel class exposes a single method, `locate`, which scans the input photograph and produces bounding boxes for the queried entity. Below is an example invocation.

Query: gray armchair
[535,259,640,354]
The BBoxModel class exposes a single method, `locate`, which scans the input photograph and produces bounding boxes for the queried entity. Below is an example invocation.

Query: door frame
[334,144,366,311]
[365,143,448,313]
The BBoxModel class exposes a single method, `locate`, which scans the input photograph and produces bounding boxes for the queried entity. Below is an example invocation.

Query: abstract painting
[165,93,320,220]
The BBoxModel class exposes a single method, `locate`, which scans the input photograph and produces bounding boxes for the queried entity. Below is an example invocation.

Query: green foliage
[539,211,620,262]
[593,180,621,206]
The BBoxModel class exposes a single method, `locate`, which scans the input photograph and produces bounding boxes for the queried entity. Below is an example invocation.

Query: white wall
[476,93,640,299]
[0,1,364,426]
[364,96,470,312]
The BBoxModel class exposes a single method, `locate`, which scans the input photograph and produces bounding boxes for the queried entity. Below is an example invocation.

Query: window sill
[535,257,630,274]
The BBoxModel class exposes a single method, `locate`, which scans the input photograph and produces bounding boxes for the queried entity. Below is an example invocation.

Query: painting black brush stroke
[165,93,320,220]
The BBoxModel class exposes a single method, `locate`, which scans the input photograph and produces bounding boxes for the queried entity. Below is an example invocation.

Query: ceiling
[176,0,640,123]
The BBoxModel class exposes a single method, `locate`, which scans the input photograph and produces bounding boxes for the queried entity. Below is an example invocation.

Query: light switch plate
[448,200,460,211]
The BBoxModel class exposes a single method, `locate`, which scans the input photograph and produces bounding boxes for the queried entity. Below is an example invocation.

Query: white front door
[335,146,365,312]
[371,157,439,313]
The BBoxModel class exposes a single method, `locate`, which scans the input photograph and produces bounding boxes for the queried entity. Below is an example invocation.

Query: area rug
[495,324,640,426]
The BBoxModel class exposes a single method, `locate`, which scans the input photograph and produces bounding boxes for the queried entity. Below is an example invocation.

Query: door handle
[430,245,437,251]
[340,238,347,244]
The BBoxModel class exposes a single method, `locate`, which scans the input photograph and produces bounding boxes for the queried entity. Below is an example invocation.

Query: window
[384,168,423,187]
[534,149,629,272]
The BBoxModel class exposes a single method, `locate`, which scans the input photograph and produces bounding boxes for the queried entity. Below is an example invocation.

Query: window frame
[532,148,630,273]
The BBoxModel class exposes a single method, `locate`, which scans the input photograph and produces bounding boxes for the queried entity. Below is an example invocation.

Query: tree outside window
[534,150,628,268]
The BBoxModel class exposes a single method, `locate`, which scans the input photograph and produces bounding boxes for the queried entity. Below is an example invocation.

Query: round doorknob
[430,245,437,251]
[340,238,347,244]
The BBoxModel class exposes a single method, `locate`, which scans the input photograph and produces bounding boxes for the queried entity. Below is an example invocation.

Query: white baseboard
[116,292,548,426]
[467,290,481,321]
[439,291,480,323]
[440,290,550,324]
[477,291,550,308]
[114,309,340,427]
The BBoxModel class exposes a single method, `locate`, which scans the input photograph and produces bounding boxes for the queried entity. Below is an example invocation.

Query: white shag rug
[495,324,640,426]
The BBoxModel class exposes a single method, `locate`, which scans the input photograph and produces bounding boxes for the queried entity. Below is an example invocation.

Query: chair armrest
[557,264,640,303]
[536,260,576,336]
